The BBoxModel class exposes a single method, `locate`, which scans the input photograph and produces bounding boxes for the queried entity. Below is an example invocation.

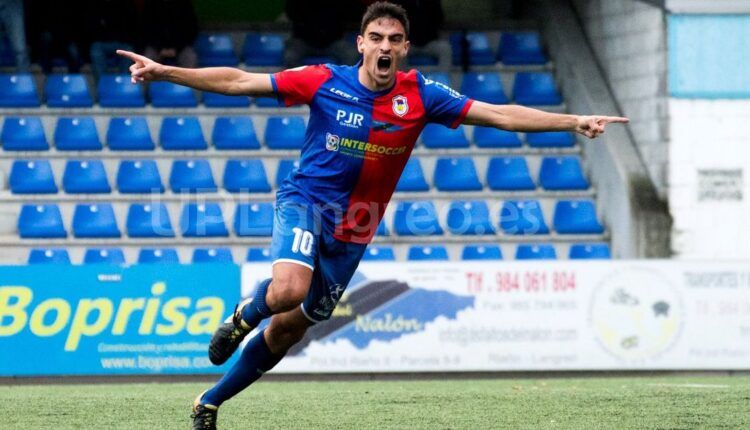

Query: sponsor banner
[242,261,750,372]
[0,264,240,376]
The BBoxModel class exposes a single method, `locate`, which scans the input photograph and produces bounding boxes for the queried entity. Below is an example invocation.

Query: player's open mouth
[377,55,392,73]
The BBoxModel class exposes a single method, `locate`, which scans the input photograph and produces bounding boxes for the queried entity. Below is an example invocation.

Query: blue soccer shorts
[270,202,367,323]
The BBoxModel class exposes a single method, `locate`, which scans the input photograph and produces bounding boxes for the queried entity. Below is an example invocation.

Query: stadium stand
[83,248,126,264]
[362,246,397,261]
[138,248,180,264]
[193,247,235,263]
[54,117,102,151]
[408,245,449,261]
[62,160,111,193]
[98,74,146,107]
[28,248,71,264]
[45,74,93,107]
[461,244,503,260]
[117,160,165,194]
[0,73,39,107]
[9,160,57,194]
[195,33,238,67]
[107,117,155,150]
[2,117,48,151]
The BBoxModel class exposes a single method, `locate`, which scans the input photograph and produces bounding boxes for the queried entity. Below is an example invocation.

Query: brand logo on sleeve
[392,95,408,117]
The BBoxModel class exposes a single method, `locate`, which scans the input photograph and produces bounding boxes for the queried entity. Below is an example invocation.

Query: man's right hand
[117,50,168,84]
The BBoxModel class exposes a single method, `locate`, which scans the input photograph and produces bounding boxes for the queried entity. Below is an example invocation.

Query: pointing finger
[601,116,629,124]
[117,49,148,64]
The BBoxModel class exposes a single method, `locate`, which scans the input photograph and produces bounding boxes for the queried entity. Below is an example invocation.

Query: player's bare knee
[268,275,308,310]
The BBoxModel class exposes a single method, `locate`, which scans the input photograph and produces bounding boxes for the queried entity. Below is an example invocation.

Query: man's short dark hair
[360,1,410,38]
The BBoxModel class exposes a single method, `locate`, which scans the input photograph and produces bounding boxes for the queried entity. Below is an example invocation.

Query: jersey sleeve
[418,73,474,128]
[271,65,332,107]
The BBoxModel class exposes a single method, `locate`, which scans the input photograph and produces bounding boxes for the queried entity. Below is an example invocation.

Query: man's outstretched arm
[463,101,628,139]
[117,50,274,97]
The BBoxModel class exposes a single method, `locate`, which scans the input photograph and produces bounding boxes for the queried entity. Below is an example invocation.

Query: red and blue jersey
[270,63,473,244]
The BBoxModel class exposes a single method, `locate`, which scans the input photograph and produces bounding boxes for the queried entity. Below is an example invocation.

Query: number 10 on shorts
[291,227,314,256]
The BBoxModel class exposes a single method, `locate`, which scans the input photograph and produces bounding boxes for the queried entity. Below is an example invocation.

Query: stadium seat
[203,91,251,108]
[212,116,260,150]
[409,53,438,66]
[539,157,589,190]
[181,203,228,237]
[421,124,469,148]
[62,160,111,194]
[499,32,547,65]
[499,200,549,235]
[446,200,495,235]
[159,117,207,150]
[408,245,449,261]
[117,160,164,193]
[149,81,197,107]
[18,204,66,238]
[9,160,57,194]
[515,244,557,260]
[460,72,508,104]
[362,246,396,261]
[83,248,126,264]
[526,131,575,148]
[223,159,271,193]
[169,160,217,193]
[434,157,482,191]
[193,247,234,263]
[265,116,305,150]
[0,73,40,107]
[28,248,70,264]
[473,127,522,148]
[553,200,604,234]
[513,72,562,106]
[393,201,443,236]
[462,244,502,260]
[107,117,154,151]
[569,243,611,259]
[234,202,274,236]
[376,220,389,236]
[450,32,495,65]
[302,55,334,65]
[486,157,535,191]
[243,33,284,66]
[255,97,283,108]
[98,74,146,107]
[54,117,102,150]
[395,158,429,192]
[2,117,48,151]
[246,247,272,262]
[195,33,238,66]
[423,71,451,86]
[126,203,174,238]
[72,203,120,238]
[138,248,180,264]
[45,74,92,107]
[276,159,299,187]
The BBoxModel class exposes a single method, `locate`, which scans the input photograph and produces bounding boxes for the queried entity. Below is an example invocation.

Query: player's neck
[357,66,395,92]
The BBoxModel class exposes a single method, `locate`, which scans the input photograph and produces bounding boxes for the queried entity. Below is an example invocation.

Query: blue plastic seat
[213,117,260,150]
[54,117,101,150]
[434,157,482,191]
[138,248,179,264]
[117,160,164,193]
[516,244,557,260]
[462,244,502,260]
[276,159,299,187]
[18,204,66,238]
[395,158,429,192]
[193,247,234,263]
[553,200,604,234]
[223,159,271,193]
[28,248,70,264]
[526,131,575,148]
[149,81,197,107]
[302,55,334,65]
[446,200,495,235]
[72,203,120,238]
[461,72,508,104]
[246,247,272,262]
[0,73,40,107]
[570,243,611,259]
[107,117,154,151]
[409,53,438,66]
[421,124,469,148]
[487,157,535,191]
[169,160,216,193]
[160,117,206,150]
[9,160,57,194]
[45,74,92,107]
[473,127,522,148]
[98,74,145,107]
[126,203,174,238]
[203,92,251,108]
[539,157,589,190]
[499,32,547,65]
[423,71,451,86]
[408,245,449,261]
[62,160,110,193]
[195,33,238,66]
[450,32,495,65]
[393,201,443,236]
[513,72,562,106]
[265,116,305,150]
[84,248,126,264]
[500,200,549,235]
[255,97,283,108]
[376,220,389,236]
[181,203,228,237]
[362,246,396,261]
[234,202,274,236]
[243,33,284,66]
[2,117,48,151]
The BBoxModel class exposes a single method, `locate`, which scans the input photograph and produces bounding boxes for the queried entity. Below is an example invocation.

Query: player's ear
[403,40,410,56]
[356,35,364,54]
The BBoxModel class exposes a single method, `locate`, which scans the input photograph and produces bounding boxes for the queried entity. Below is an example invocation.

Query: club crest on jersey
[392,95,408,117]
[325,132,340,151]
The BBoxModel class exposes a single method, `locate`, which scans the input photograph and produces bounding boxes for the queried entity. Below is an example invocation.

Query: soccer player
[118,2,627,428]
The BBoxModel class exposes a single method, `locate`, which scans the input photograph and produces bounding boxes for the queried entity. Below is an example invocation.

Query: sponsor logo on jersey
[428,80,462,99]
[336,109,364,128]
[392,95,408,117]
[325,132,340,151]
[329,87,359,102]
[329,134,408,159]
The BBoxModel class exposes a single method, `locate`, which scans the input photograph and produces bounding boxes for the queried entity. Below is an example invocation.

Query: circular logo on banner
[588,267,683,363]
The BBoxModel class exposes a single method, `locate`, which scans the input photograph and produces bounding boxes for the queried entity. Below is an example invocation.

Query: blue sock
[241,278,273,328]
[201,330,283,407]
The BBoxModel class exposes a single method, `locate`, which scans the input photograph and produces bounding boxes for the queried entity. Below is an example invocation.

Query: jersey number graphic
[291,227,314,256]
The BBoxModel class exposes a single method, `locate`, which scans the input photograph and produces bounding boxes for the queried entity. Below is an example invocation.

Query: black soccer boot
[208,298,253,365]
[191,392,219,430]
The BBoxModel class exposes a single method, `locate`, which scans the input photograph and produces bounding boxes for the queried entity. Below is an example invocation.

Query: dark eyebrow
[367,31,384,38]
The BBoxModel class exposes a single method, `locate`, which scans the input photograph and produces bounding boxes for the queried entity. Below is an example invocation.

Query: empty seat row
[28,247,262,264]
[365,242,610,261]
[419,123,574,149]
[450,31,548,66]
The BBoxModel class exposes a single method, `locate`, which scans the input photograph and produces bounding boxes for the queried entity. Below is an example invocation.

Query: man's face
[357,17,409,88]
